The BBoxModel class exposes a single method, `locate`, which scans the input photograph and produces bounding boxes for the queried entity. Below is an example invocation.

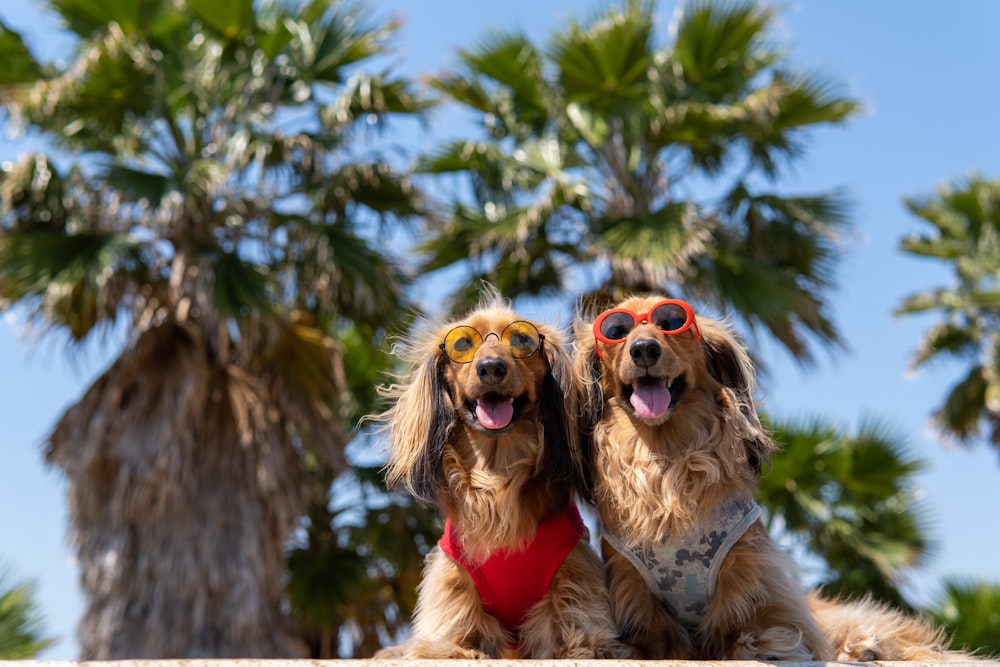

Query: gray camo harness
[603,497,762,627]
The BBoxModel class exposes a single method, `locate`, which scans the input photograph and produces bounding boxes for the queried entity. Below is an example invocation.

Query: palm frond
[933,366,988,443]
[759,414,933,605]
[0,154,71,231]
[0,22,44,86]
[313,222,408,325]
[672,0,776,101]
[740,72,860,176]
[596,203,701,276]
[322,71,431,131]
[903,319,980,367]
[187,0,254,42]
[898,175,1000,451]
[550,0,655,110]
[0,565,53,659]
[49,0,152,38]
[460,31,547,123]
[205,249,272,320]
[284,3,394,87]
[101,164,170,203]
[0,229,147,339]
[320,162,424,224]
[929,579,1000,654]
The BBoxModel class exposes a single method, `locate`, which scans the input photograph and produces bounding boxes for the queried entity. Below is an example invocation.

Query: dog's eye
[510,333,530,348]
[453,337,474,351]
[599,312,634,341]
[502,321,541,358]
[651,303,688,332]
[442,325,482,363]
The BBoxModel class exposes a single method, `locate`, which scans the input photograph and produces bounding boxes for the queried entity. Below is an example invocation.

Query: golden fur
[808,591,981,661]
[574,295,829,660]
[372,288,629,659]
[576,294,981,661]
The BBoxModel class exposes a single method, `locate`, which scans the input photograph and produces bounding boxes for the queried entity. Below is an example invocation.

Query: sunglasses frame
[592,299,701,359]
[439,320,545,364]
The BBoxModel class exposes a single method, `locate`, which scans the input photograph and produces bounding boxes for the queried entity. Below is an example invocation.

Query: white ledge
[5,660,998,667]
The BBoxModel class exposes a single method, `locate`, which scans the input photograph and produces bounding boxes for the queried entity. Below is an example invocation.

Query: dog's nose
[629,339,661,367]
[476,357,508,384]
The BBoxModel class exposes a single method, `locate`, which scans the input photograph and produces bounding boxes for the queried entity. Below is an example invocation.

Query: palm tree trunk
[46,323,307,658]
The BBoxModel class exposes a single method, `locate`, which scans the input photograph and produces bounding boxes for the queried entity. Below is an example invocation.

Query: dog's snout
[476,357,508,384]
[629,339,662,367]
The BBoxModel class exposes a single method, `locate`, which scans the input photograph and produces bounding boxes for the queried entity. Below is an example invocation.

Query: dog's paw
[552,636,634,660]
[595,639,638,659]
[386,637,491,660]
[836,629,881,662]
[372,644,405,659]
[729,627,814,661]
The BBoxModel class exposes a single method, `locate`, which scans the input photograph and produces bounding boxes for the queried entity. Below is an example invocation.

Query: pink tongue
[630,381,671,419]
[476,398,514,429]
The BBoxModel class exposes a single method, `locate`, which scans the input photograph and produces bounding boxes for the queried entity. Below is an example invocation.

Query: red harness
[439,503,587,633]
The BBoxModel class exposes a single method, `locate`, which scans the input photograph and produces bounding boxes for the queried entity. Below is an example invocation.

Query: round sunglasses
[593,299,701,358]
[439,321,544,364]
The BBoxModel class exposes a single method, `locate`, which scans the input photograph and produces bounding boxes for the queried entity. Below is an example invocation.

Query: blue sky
[2,0,1000,659]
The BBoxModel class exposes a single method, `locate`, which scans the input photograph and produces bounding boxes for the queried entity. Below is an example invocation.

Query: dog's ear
[699,317,776,474]
[700,318,756,401]
[377,348,452,505]
[572,318,606,430]
[538,331,585,503]
[571,318,605,501]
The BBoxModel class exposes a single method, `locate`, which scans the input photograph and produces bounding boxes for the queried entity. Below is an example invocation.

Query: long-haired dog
[574,294,831,660]
[371,289,628,659]
[575,294,981,661]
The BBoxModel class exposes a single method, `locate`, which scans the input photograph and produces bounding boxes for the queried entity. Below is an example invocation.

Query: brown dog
[372,289,629,659]
[574,295,831,660]
[575,294,983,661]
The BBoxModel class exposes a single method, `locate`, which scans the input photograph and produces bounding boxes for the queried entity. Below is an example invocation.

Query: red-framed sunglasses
[593,299,701,359]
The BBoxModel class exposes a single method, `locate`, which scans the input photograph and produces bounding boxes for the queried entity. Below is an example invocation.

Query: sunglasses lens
[599,312,635,341]
[651,303,689,332]
[502,321,541,358]
[443,326,481,363]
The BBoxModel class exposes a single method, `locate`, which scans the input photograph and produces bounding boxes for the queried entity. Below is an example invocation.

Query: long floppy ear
[572,317,606,429]
[699,317,776,474]
[570,316,605,502]
[538,328,584,503]
[376,348,453,505]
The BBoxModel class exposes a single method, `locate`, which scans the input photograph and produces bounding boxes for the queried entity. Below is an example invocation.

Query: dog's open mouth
[467,393,529,431]
[623,375,687,420]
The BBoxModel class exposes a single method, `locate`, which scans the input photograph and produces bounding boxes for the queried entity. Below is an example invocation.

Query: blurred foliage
[758,415,932,611]
[0,564,53,659]
[897,175,1000,452]
[929,579,1000,655]
[420,0,859,367]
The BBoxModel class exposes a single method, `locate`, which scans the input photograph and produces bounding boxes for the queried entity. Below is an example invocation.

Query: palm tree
[419,0,859,364]
[927,579,1000,655]
[756,416,933,610]
[896,175,1000,452]
[0,563,53,659]
[0,0,426,658]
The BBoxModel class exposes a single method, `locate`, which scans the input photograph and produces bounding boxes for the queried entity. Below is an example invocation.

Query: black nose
[629,339,661,367]
[476,357,508,384]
